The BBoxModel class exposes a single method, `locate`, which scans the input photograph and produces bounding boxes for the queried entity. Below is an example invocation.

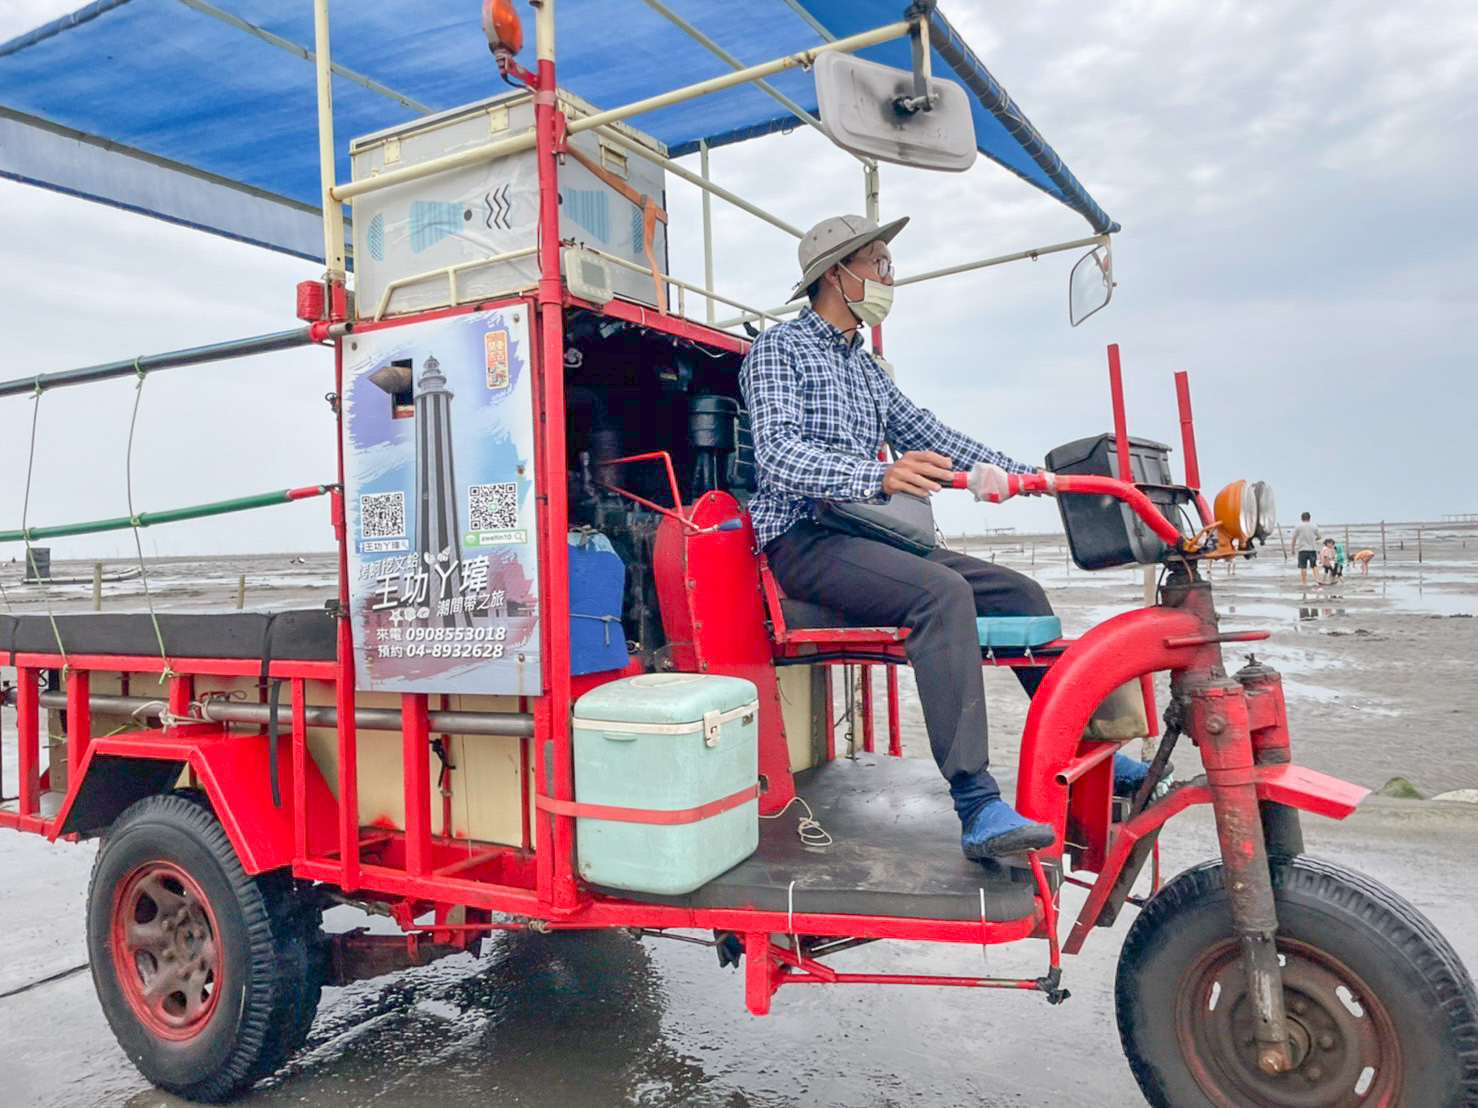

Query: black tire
[1116,855,1478,1107]
[86,791,324,1102]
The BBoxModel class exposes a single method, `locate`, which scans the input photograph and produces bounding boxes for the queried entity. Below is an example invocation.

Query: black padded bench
[0,609,337,663]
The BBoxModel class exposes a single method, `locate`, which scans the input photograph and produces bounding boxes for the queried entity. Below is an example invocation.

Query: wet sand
[1,529,1475,1106]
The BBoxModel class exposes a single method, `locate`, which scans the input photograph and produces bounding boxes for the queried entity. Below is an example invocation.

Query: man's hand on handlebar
[966,462,1010,503]
[883,450,954,497]
[966,466,1060,502]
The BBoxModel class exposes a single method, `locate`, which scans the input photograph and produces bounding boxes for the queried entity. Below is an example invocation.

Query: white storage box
[350,88,668,319]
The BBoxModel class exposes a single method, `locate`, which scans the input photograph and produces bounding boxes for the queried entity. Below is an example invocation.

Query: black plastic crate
[1046,433,1197,570]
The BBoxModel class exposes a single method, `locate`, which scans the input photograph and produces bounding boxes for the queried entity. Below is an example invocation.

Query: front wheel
[1115,855,1478,1107]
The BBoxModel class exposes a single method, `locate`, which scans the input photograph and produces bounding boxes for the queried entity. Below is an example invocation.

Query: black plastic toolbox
[1046,433,1198,570]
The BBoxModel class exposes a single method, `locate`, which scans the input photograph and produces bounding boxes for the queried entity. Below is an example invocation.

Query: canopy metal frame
[306,0,1113,332]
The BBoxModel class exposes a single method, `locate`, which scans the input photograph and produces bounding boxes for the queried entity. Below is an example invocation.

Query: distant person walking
[1292,511,1321,587]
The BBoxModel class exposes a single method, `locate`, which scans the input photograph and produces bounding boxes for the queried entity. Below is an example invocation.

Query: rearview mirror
[1069,244,1114,326]
[813,52,977,172]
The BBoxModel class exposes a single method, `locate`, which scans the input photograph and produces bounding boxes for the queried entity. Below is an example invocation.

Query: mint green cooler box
[572,673,759,895]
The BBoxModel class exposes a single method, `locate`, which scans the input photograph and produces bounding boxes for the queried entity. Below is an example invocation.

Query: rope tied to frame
[19,386,69,665]
[125,370,174,681]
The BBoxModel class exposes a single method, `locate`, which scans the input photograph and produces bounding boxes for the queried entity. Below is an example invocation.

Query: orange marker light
[483,0,524,55]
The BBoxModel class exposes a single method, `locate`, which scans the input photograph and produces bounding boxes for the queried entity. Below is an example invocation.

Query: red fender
[51,729,337,874]
[1062,764,1368,954]
[1014,604,1208,846]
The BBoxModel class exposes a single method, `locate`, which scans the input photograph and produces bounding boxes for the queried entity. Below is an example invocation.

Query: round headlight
[1250,480,1276,541]
[1214,480,1257,543]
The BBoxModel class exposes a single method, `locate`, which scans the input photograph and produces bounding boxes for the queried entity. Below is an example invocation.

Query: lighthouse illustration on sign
[368,353,470,628]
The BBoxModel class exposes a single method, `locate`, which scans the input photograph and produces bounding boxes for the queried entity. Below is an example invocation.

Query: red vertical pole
[166,673,190,724]
[1139,673,1159,738]
[16,668,40,817]
[519,696,532,851]
[860,665,875,753]
[332,335,360,891]
[533,696,554,899]
[291,678,307,863]
[1107,344,1132,482]
[66,670,91,785]
[886,667,902,757]
[531,43,578,911]
[1174,370,1201,492]
[402,693,431,878]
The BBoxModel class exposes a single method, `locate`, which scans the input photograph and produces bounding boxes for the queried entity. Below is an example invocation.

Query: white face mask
[839,263,894,327]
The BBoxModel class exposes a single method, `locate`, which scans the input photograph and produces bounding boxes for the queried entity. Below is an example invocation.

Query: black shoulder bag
[811,353,939,557]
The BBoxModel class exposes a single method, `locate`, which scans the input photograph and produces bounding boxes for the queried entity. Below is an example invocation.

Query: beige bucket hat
[789,213,909,301]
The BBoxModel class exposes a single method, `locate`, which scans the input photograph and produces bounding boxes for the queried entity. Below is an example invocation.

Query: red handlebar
[949,471,1186,549]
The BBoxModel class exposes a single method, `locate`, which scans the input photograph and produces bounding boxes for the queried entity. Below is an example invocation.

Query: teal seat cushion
[976,616,1062,649]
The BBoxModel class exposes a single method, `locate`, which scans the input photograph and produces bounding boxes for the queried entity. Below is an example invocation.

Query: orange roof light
[483,0,524,56]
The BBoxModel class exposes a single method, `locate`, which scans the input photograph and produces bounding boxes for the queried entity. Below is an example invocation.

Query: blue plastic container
[567,536,630,676]
[572,673,759,894]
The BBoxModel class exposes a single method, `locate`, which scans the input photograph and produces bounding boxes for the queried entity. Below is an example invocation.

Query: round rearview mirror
[1069,244,1114,327]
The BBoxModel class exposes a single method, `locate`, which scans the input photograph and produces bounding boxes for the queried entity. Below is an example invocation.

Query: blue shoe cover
[1113,752,1152,794]
[960,798,1055,859]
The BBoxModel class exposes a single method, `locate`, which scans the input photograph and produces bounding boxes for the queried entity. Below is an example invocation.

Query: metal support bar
[178,0,433,115]
[28,690,536,738]
[594,125,803,238]
[331,22,909,206]
[700,139,715,322]
[925,7,1118,235]
[0,328,317,399]
[572,244,789,326]
[0,485,331,544]
[565,23,911,138]
[638,0,838,147]
[313,0,345,279]
[332,128,536,203]
[374,246,539,320]
[715,235,1108,328]
[894,235,1108,287]
[779,0,835,40]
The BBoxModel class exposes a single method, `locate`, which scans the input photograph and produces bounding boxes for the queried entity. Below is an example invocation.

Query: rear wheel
[1115,855,1478,1107]
[87,791,324,1102]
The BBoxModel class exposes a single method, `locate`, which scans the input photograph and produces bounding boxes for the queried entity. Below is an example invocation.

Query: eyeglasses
[846,254,893,280]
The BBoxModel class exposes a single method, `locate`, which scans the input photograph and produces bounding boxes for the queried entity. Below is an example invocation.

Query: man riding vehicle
[740,214,1156,859]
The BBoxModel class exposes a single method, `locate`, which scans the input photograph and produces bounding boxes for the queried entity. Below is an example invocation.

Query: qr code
[468,482,518,530]
[360,492,405,539]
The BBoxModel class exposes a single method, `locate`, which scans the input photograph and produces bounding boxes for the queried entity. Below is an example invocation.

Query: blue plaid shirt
[739,308,1036,549]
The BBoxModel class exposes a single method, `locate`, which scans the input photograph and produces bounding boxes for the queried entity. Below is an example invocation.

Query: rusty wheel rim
[1174,937,1402,1106]
[110,862,223,1041]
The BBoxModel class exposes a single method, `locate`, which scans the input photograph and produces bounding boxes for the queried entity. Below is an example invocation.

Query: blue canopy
[0,0,1117,263]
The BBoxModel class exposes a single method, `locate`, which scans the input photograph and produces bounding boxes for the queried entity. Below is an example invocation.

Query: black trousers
[767,521,1052,797]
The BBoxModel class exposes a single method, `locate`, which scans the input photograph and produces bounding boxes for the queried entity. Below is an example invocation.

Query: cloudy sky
[1,1,1475,558]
